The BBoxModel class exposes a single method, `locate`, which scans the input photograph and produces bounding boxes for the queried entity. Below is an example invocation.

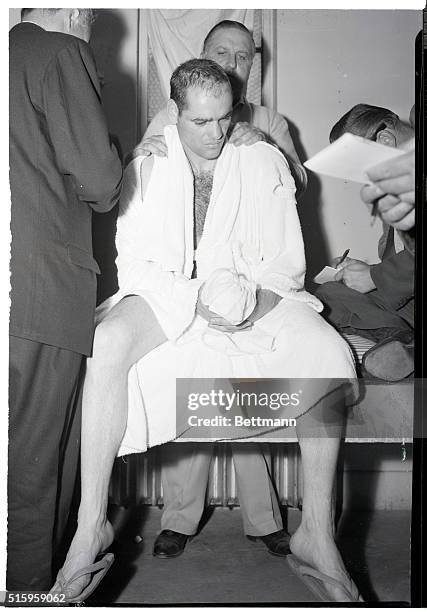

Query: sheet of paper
[313,266,338,285]
[304,133,405,184]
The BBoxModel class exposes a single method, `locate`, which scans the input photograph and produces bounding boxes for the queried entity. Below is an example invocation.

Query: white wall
[275,9,420,285]
[9,8,20,28]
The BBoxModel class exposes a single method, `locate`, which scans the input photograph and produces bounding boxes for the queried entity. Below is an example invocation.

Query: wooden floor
[85,506,411,605]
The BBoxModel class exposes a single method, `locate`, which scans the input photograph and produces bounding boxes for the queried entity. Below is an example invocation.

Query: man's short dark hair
[170,58,232,114]
[203,20,256,57]
[330,104,400,143]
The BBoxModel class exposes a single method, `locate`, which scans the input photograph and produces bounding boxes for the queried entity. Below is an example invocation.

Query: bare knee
[90,317,136,372]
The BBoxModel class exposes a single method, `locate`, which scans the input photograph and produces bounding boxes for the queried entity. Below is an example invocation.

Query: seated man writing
[316,104,415,381]
[51,59,360,604]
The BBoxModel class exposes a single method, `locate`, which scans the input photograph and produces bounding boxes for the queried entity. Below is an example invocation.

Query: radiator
[109,443,302,508]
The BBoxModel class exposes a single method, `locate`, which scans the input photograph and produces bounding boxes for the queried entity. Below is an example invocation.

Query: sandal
[52,552,114,603]
[287,554,363,602]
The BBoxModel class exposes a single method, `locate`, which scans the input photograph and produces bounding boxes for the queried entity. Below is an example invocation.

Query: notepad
[313,266,338,285]
[304,133,405,184]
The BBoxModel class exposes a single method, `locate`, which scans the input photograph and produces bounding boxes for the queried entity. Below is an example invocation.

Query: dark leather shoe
[252,529,291,557]
[152,530,189,558]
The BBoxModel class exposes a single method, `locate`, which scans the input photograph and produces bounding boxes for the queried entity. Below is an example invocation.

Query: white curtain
[146,9,255,99]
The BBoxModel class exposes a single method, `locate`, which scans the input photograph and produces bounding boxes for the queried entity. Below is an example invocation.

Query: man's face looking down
[175,84,233,163]
[202,27,254,104]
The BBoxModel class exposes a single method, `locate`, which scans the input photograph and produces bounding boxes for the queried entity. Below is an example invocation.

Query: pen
[370,198,379,226]
[335,248,350,268]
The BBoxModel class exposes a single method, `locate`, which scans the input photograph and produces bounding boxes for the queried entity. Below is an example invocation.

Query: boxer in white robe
[51,58,362,604]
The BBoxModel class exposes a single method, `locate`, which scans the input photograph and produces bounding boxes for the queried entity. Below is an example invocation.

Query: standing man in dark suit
[9,8,122,591]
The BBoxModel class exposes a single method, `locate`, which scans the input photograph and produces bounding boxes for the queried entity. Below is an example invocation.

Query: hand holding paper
[361,146,415,231]
[304,133,405,185]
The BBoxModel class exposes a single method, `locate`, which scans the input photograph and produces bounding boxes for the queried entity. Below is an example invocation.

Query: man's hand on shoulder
[133,134,168,159]
[229,122,267,147]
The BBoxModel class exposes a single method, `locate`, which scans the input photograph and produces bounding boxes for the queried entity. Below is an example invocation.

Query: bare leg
[290,387,362,602]
[51,296,166,598]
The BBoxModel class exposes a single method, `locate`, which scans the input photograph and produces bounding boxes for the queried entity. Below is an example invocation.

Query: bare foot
[50,520,114,600]
[290,523,363,602]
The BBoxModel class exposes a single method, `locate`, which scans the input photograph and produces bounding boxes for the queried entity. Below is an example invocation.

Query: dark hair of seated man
[329,103,413,148]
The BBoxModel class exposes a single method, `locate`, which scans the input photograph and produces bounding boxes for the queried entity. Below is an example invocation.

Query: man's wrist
[247,289,281,323]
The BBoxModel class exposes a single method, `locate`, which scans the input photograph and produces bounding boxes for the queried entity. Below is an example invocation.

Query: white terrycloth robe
[99,126,356,456]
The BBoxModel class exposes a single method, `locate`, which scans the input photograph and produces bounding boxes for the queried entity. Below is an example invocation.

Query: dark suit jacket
[9,23,123,355]
[370,225,414,326]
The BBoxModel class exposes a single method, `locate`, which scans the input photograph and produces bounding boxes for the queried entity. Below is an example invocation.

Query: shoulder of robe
[239,141,292,181]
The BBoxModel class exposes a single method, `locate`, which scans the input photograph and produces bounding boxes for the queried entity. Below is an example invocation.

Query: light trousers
[160,442,283,536]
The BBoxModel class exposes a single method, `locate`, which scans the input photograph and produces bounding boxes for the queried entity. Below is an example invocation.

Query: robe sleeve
[115,157,202,341]
[264,109,308,197]
[251,149,314,302]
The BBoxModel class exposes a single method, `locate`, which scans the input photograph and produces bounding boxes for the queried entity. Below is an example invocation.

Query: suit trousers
[7,336,84,591]
[316,281,413,341]
[160,442,283,537]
